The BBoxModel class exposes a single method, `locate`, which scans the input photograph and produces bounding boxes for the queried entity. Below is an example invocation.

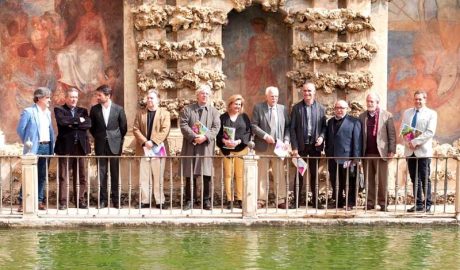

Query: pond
[1,225,459,269]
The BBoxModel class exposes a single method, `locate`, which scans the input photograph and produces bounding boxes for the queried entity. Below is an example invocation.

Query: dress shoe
[425,205,431,212]
[407,205,425,212]
[140,203,150,209]
[38,202,46,210]
[315,204,325,210]
[366,204,375,210]
[203,200,211,210]
[379,205,388,212]
[184,201,193,210]
[78,202,88,209]
[98,202,107,209]
[226,201,233,210]
[156,203,169,209]
[257,201,266,209]
[277,202,287,209]
[17,205,23,213]
[235,200,243,209]
[58,204,67,210]
[112,202,120,208]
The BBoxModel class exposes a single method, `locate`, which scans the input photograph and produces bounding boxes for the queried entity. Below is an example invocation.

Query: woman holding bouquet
[217,95,252,209]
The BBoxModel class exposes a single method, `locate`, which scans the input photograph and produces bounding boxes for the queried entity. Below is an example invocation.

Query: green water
[0,226,459,269]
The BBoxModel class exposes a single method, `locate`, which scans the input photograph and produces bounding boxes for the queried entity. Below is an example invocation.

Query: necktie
[71,108,75,117]
[411,110,419,128]
[270,107,276,138]
[198,107,203,119]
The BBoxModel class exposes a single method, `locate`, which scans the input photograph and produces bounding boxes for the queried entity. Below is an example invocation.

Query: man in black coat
[54,88,91,209]
[90,85,127,208]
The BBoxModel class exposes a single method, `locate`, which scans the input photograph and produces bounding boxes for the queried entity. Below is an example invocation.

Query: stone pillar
[21,155,38,216]
[242,155,259,218]
[456,159,460,221]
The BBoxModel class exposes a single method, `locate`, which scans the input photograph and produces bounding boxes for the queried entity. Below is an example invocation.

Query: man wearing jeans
[401,90,437,212]
[16,87,55,212]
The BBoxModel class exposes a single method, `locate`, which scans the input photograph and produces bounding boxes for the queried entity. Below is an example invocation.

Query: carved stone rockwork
[287,69,373,93]
[232,0,286,12]
[284,9,374,33]
[291,42,377,64]
[132,4,227,32]
[138,40,225,61]
[137,69,226,93]
[140,98,226,120]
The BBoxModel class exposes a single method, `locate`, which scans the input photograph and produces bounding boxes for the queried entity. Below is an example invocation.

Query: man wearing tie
[290,82,327,209]
[401,90,437,212]
[90,85,127,208]
[252,86,290,209]
[54,88,92,210]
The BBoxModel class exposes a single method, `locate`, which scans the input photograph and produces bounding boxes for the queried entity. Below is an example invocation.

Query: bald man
[325,100,362,211]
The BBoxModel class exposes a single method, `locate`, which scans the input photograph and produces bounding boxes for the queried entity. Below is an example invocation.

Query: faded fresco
[388,0,460,143]
[0,0,123,143]
[222,7,289,117]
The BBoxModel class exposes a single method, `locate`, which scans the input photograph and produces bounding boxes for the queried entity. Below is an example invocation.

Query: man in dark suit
[90,85,127,208]
[54,88,91,210]
[290,82,327,209]
[325,100,362,211]
[252,86,290,209]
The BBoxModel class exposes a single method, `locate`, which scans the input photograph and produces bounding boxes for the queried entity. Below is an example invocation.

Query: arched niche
[222,5,292,116]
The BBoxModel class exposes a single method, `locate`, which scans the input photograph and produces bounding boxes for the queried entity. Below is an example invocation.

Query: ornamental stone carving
[137,98,225,120]
[232,0,286,12]
[137,40,225,61]
[291,42,377,63]
[284,9,374,33]
[287,69,373,93]
[132,5,227,32]
[137,69,226,93]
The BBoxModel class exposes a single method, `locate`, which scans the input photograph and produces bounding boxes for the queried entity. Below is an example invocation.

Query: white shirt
[102,100,112,126]
[38,108,51,142]
[401,106,437,157]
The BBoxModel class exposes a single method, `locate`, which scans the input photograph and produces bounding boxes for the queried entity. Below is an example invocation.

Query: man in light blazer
[359,93,396,212]
[401,90,437,213]
[179,85,221,210]
[133,89,171,209]
[16,87,55,212]
[325,100,362,211]
[290,82,327,209]
[90,84,127,208]
[54,88,92,210]
[252,86,290,209]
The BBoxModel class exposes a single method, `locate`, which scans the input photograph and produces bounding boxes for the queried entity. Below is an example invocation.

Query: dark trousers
[328,160,357,207]
[98,141,120,205]
[293,144,321,206]
[58,144,87,205]
[407,154,432,207]
[185,176,211,202]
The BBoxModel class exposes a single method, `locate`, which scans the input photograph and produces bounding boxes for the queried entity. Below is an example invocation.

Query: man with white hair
[359,93,396,211]
[325,100,362,211]
[133,89,171,209]
[179,85,221,210]
[252,86,290,209]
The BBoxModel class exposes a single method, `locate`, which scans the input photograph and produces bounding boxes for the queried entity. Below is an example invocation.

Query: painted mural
[222,6,289,117]
[388,0,460,143]
[0,0,123,143]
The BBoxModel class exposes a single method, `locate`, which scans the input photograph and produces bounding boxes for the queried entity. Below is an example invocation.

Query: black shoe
[78,202,88,209]
[140,203,150,208]
[226,201,233,210]
[407,205,424,212]
[203,200,211,210]
[156,203,169,209]
[112,202,120,208]
[58,204,67,210]
[236,200,243,209]
[184,201,193,210]
[98,202,107,209]
[366,204,375,210]
[379,205,388,212]
[315,204,325,210]
[425,205,431,212]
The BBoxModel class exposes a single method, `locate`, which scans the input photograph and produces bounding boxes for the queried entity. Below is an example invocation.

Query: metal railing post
[242,144,259,219]
[21,155,38,216]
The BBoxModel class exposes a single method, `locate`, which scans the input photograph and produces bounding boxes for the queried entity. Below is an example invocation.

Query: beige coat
[359,109,396,160]
[133,107,171,156]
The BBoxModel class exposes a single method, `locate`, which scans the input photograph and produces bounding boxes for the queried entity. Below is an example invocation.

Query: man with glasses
[290,82,327,209]
[401,90,437,213]
[325,100,362,211]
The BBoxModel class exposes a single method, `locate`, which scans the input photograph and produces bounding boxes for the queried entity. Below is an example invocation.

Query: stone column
[21,155,38,216]
[456,159,460,221]
[242,154,259,218]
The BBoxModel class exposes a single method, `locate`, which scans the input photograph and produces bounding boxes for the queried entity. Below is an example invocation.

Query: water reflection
[0,226,459,269]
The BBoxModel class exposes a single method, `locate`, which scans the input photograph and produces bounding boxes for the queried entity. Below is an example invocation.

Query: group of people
[16,82,437,213]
